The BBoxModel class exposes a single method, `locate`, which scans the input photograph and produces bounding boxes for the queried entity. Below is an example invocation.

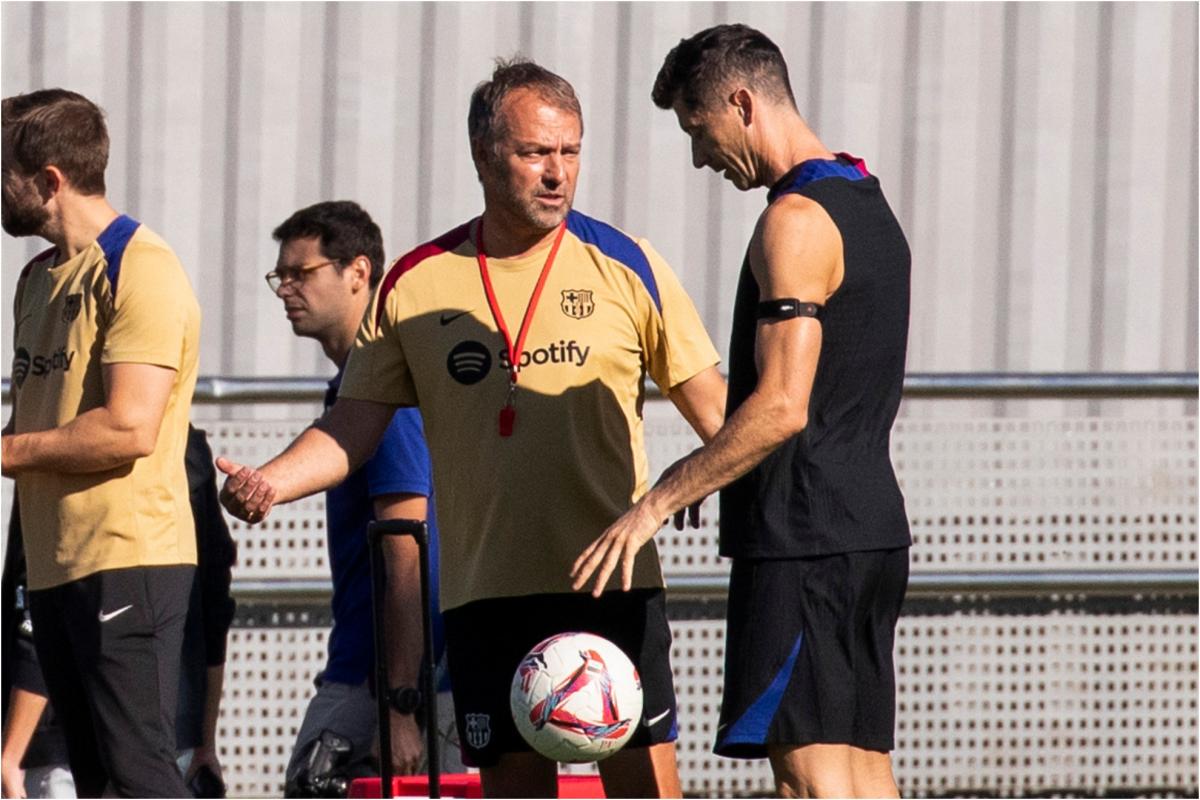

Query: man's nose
[691,140,707,170]
[544,153,566,185]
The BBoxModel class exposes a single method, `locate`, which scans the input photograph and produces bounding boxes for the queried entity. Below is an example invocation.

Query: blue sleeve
[364,408,433,499]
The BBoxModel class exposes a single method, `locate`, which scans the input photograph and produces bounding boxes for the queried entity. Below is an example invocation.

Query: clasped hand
[216,457,277,523]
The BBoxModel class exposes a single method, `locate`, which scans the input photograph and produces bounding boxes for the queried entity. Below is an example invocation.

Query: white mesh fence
[2,401,1194,796]
[197,403,1197,797]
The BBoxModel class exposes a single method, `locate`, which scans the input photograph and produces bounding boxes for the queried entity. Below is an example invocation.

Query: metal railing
[231,569,1199,604]
[2,371,1197,403]
[3,372,1196,602]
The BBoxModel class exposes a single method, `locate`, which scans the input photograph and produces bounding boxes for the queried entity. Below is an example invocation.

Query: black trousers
[29,565,194,798]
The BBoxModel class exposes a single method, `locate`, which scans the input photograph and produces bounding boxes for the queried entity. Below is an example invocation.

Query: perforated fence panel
[221,625,330,798]
[3,401,1190,797]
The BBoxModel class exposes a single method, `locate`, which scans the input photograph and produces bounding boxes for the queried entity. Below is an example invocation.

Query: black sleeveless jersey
[719,153,912,559]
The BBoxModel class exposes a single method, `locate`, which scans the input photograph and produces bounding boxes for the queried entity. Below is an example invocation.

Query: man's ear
[348,255,371,292]
[39,165,65,199]
[730,88,754,126]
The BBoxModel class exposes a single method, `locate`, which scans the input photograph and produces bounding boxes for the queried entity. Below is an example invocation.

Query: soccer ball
[510,632,644,763]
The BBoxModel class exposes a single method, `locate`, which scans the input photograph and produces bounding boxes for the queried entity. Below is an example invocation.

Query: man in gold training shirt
[219,60,727,797]
[2,89,200,798]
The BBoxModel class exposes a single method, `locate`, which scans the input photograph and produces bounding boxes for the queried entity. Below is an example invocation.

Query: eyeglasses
[264,260,339,292]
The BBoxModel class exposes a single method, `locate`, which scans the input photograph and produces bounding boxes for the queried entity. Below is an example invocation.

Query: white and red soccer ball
[509,632,644,763]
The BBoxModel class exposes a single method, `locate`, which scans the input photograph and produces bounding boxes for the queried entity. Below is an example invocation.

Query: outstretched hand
[568,491,700,597]
[571,454,709,596]
[571,499,679,598]
[216,457,277,524]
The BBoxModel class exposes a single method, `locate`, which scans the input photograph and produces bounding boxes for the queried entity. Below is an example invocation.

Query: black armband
[756,298,824,321]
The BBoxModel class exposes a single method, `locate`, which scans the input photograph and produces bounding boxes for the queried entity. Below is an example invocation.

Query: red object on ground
[348,773,606,799]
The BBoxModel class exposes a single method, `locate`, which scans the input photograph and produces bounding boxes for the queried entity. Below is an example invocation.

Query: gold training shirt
[10,216,201,590]
[340,210,719,611]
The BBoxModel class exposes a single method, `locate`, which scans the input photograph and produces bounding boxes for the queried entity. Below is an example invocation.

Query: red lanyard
[475,217,567,436]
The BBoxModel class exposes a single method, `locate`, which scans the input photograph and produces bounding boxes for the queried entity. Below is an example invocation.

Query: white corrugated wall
[2,1,1196,381]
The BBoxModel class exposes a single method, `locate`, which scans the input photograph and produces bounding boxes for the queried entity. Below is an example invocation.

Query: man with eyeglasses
[263,201,451,794]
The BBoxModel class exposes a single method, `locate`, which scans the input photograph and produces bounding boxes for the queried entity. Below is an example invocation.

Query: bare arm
[1,362,175,477]
[1,687,48,799]
[573,196,842,595]
[663,365,727,528]
[667,365,726,444]
[374,493,428,776]
[217,397,397,522]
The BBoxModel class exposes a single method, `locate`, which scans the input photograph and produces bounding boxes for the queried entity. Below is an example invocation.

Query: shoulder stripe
[835,152,871,177]
[768,155,870,203]
[375,221,472,331]
[96,215,142,299]
[20,246,57,280]
[566,210,661,313]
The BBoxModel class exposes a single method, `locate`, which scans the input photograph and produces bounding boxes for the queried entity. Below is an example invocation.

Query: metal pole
[4,372,1196,404]
[367,523,394,800]
[232,569,1198,604]
[415,525,440,800]
[663,569,1199,601]
[367,519,440,800]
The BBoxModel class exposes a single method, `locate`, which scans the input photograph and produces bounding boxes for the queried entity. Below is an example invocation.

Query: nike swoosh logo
[643,709,671,728]
[440,310,473,326]
[98,604,133,623]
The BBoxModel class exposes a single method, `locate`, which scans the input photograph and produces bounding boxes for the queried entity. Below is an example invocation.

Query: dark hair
[272,201,385,288]
[468,57,583,155]
[1,88,109,195]
[652,24,796,112]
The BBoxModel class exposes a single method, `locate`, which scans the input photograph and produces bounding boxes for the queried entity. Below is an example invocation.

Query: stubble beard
[484,161,573,236]
[506,183,571,234]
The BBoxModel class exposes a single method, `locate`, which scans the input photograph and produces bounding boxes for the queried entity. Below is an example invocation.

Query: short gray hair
[468,57,583,155]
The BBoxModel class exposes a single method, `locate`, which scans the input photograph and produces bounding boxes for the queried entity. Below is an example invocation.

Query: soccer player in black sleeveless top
[572,24,912,798]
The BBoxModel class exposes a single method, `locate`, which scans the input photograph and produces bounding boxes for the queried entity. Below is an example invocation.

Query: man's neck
[324,337,354,369]
[478,207,561,260]
[48,195,120,264]
[756,110,835,189]
[322,299,371,368]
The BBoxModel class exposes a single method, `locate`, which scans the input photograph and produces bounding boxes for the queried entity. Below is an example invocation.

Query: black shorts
[443,589,678,767]
[715,547,909,758]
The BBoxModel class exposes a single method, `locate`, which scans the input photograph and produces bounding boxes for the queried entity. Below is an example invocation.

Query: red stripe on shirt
[374,221,472,332]
[19,247,57,280]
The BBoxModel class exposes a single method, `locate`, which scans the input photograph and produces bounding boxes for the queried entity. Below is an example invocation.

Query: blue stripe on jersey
[718,632,804,748]
[96,214,141,299]
[566,210,662,313]
[768,159,867,204]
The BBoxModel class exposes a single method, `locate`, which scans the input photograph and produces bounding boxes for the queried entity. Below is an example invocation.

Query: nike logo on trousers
[98,604,133,623]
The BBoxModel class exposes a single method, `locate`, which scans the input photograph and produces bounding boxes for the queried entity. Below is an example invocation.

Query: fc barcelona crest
[560,289,594,319]
[465,713,492,749]
[62,294,82,323]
